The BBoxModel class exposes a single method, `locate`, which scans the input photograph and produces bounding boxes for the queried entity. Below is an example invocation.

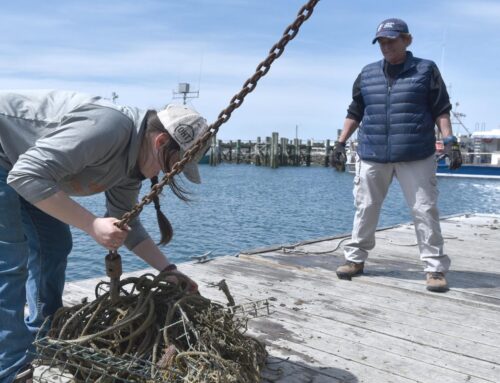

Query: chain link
[117,0,320,229]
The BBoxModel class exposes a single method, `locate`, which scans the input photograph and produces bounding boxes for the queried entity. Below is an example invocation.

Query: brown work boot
[336,261,364,280]
[426,272,449,292]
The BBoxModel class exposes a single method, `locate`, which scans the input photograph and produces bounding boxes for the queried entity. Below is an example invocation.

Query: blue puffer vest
[357,52,436,163]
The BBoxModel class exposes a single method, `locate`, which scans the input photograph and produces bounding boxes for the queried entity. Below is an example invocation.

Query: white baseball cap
[156,104,209,184]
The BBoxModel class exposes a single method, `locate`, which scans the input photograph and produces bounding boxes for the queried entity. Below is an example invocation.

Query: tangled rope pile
[39,271,267,382]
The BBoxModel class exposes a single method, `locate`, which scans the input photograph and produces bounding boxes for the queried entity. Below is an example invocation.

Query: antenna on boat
[451,102,471,136]
[440,28,447,74]
[448,83,471,137]
[172,82,200,105]
[197,52,204,97]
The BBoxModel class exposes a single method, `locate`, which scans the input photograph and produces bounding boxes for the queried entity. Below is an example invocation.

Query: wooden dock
[55,213,500,382]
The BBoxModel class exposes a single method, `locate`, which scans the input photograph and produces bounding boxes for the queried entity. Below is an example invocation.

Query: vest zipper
[386,85,391,161]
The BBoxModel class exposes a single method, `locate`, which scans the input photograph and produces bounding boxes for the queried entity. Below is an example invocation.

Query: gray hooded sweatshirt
[0,89,150,249]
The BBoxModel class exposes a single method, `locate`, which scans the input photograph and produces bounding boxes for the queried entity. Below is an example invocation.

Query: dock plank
[190,260,500,379]
[193,273,499,382]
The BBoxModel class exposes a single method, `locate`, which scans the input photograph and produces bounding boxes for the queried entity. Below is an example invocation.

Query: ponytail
[150,176,173,245]
[145,111,191,245]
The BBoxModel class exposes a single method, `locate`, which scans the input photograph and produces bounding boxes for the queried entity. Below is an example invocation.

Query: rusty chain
[117,0,320,229]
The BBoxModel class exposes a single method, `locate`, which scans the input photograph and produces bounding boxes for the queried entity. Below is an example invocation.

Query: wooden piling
[271,132,279,168]
[279,137,287,166]
[217,139,222,164]
[236,140,241,164]
[255,137,261,166]
[324,139,331,167]
[209,135,217,166]
[265,137,271,167]
[293,138,300,166]
[247,141,252,164]
[306,140,312,167]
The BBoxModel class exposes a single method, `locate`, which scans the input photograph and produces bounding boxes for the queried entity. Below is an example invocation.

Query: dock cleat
[336,261,364,280]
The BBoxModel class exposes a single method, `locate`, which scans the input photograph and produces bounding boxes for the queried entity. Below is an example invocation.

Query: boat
[344,101,500,179]
[436,162,500,179]
[436,130,500,179]
[345,143,357,174]
[345,130,500,180]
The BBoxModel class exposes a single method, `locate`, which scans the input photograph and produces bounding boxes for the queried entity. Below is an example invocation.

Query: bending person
[0,90,206,383]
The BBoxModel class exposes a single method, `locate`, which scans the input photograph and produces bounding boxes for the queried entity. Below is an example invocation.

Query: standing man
[331,18,462,292]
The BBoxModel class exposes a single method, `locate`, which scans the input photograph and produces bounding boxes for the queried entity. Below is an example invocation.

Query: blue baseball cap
[372,18,409,44]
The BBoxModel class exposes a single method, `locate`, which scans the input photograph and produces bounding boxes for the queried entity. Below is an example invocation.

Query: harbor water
[68,164,500,281]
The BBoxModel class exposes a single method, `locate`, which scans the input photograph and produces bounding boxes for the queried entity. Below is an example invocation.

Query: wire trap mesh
[32,272,271,383]
[33,337,176,382]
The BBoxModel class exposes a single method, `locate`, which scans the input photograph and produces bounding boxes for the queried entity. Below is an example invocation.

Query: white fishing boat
[436,130,500,179]
[345,131,500,180]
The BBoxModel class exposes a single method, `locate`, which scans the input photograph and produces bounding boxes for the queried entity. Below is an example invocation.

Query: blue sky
[1,0,499,140]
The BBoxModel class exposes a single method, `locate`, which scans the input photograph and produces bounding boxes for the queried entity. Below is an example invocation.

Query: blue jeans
[0,167,72,383]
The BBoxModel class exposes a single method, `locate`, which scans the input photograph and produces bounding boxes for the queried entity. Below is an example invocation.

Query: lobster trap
[32,272,272,383]
[33,338,177,382]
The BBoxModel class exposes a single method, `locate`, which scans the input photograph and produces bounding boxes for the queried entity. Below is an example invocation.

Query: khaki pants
[344,154,450,273]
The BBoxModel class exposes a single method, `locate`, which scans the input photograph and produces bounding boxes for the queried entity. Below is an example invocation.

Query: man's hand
[443,136,462,170]
[331,141,347,172]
